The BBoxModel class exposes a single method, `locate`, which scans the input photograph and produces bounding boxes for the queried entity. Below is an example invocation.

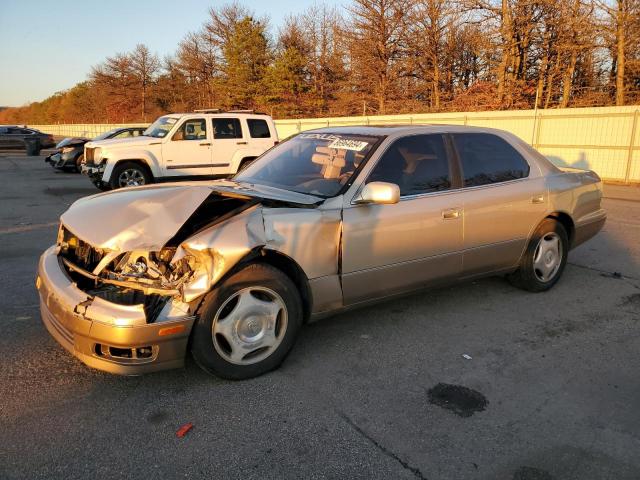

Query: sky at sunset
[0,0,342,106]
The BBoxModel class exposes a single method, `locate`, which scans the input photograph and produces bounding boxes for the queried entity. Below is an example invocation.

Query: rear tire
[191,263,303,380]
[109,161,152,189]
[508,218,568,292]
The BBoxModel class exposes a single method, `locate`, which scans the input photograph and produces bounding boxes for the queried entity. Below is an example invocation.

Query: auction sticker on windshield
[327,138,369,151]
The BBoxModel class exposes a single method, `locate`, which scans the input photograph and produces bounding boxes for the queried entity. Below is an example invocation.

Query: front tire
[109,161,152,189]
[508,218,568,292]
[75,154,85,172]
[191,263,303,380]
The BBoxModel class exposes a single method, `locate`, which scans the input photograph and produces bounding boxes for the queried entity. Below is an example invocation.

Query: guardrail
[29,105,640,183]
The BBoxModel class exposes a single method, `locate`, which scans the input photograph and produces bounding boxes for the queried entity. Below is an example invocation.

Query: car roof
[304,124,511,136]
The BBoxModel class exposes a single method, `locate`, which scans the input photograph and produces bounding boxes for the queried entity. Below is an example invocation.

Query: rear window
[247,119,271,138]
[452,133,530,187]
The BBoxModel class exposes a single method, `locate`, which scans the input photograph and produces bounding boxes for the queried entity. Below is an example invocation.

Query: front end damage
[36,183,331,374]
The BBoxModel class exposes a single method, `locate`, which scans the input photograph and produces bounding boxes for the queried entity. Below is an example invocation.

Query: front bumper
[81,162,109,188]
[46,152,78,169]
[81,162,105,177]
[36,246,195,375]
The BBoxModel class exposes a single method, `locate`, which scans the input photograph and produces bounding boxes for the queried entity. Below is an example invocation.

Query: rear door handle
[442,208,461,220]
[531,194,545,204]
[199,142,211,146]
[236,141,248,145]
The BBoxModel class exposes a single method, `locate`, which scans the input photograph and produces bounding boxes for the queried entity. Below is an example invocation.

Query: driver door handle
[442,208,462,220]
[199,142,211,146]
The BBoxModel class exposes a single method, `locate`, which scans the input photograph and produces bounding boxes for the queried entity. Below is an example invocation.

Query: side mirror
[355,181,400,205]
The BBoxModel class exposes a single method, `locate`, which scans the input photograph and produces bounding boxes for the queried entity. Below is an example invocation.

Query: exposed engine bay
[55,186,330,324]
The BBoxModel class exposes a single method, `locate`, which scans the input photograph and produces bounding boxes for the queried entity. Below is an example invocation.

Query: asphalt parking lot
[1,153,639,480]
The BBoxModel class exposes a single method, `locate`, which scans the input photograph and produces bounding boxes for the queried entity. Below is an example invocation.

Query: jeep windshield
[234,133,381,197]
[143,116,178,138]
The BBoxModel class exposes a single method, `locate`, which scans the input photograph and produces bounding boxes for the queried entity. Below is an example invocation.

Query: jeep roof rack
[193,108,267,115]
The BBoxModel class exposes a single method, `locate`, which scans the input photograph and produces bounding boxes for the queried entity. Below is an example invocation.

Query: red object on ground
[176,423,193,438]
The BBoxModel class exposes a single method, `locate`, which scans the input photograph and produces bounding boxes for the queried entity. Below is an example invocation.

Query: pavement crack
[337,410,428,480]
[568,262,640,282]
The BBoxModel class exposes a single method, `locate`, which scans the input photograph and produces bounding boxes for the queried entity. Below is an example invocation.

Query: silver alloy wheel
[533,232,562,282]
[212,287,288,365]
[118,168,145,187]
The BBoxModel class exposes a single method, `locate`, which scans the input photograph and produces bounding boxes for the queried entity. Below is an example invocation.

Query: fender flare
[102,151,162,181]
[228,149,264,173]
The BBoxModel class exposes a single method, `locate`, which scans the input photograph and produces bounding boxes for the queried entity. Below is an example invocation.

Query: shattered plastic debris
[462,354,472,360]
[176,423,193,438]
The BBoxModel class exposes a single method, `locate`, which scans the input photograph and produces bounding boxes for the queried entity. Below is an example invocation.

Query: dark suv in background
[0,126,55,153]
[45,127,147,172]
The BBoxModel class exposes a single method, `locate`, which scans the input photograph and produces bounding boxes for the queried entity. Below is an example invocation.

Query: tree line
[1,0,638,125]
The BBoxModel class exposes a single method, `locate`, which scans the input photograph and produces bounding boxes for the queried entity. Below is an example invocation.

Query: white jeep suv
[81,111,279,190]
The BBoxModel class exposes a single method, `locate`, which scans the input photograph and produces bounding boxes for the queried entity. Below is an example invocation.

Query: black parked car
[0,126,56,153]
[45,127,146,172]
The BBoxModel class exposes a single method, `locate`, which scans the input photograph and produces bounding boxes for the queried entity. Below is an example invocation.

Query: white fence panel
[28,106,640,182]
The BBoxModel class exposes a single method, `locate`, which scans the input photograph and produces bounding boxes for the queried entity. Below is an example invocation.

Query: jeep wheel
[110,162,152,189]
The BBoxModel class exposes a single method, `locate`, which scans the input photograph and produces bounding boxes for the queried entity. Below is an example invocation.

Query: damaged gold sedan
[37,126,606,379]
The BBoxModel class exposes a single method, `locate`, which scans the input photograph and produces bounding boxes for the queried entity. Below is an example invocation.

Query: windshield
[235,133,380,197]
[93,128,120,141]
[143,116,178,138]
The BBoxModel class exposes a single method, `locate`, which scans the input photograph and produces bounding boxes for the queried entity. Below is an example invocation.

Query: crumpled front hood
[60,181,322,252]
[56,137,88,148]
[61,185,215,252]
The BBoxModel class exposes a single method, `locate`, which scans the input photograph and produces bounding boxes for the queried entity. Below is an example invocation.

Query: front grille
[85,147,95,162]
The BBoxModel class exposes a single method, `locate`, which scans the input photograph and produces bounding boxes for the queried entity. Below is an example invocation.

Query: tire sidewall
[109,161,151,189]
[191,263,303,380]
[520,218,569,291]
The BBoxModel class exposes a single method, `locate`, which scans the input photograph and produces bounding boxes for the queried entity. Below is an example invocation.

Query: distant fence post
[624,110,639,184]
[534,112,543,149]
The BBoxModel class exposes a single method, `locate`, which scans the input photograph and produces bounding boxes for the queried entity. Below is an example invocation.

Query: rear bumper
[573,209,606,248]
[36,246,195,375]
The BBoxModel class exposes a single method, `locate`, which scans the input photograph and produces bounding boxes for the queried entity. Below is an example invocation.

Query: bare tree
[129,44,160,121]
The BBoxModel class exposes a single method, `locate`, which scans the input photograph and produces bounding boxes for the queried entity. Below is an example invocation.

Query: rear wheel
[109,161,152,189]
[237,157,256,173]
[508,218,568,292]
[191,263,303,380]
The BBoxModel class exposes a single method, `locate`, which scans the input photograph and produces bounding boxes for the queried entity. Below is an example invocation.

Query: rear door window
[452,133,530,187]
[367,134,452,196]
[247,119,271,138]
[213,118,243,139]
